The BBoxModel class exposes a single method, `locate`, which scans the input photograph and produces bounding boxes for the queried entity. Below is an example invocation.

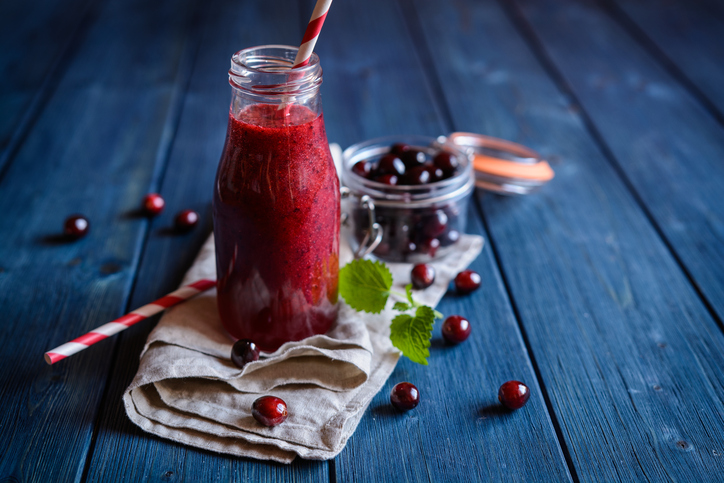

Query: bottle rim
[229,44,323,96]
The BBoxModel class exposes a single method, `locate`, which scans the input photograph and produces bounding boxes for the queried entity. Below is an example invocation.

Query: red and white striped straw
[44,279,215,365]
[292,0,334,68]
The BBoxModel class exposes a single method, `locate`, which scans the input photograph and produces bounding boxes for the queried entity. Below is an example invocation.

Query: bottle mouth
[229,45,322,96]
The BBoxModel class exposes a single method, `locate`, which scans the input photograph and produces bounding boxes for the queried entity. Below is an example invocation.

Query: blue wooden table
[2,0,724,480]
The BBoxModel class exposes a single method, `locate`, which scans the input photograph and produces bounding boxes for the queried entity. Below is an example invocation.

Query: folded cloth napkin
[123,230,483,463]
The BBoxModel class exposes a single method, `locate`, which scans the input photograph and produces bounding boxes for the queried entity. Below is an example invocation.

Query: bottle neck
[228,45,323,121]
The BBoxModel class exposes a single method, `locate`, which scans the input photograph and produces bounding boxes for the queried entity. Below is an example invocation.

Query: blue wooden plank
[608,0,724,121]
[316,0,572,481]
[83,0,329,480]
[0,0,95,172]
[0,0,201,480]
[409,0,724,480]
[513,0,724,345]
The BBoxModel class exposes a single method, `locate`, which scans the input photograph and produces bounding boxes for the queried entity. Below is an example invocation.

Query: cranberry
[411,264,435,289]
[404,166,431,185]
[425,164,445,182]
[442,315,471,344]
[175,210,198,231]
[390,382,419,411]
[142,193,165,216]
[422,211,448,238]
[352,161,372,178]
[498,381,530,410]
[433,151,459,174]
[404,241,418,254]
[419,237,440,257]
[439,229,460,247]
[455,269,481,294]
[400,149,426,169]
[252,396,288,426]
[231,339,260,369]
[375,174,399,186]
[377,154,406,176]
[64,215,90,239]
[390,143,411,156]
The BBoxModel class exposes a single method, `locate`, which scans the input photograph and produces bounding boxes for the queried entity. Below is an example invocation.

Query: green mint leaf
[339,259,393,313]
[389,305,435,365]
[405,284,415,305]
[393,301,412,312]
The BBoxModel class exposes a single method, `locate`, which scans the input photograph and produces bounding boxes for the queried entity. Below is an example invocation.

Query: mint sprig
[390,306,435,365]
[338,259,443,364]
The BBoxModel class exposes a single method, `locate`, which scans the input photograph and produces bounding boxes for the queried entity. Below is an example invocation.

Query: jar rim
[341,135,474,207]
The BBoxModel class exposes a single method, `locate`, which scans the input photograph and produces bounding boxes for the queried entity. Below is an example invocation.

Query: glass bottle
[213,45,340,352]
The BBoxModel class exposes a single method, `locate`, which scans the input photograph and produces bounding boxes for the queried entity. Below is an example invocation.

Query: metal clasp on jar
[341,186,382,259]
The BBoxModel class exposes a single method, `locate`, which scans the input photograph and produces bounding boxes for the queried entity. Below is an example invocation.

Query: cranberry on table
[455,269,481,294]
[231,339,260,369]
[404,166,431,185]
[252,396,288,426]
[390,382,420,411]
[498,381,530,410]
[377,154,406,176]
[375,174,399,186]
[64,215,90,239]
[442,315,471,344]
[411,264,435,289]
[175,209,198,231]
[433,151,459,174]
[352,160,372,178]
[142,193,165,216]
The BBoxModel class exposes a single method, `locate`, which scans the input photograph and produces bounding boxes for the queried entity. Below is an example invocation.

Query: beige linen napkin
[124,221,483,463]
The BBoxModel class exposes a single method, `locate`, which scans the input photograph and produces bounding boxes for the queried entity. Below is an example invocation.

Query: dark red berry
[390,143,411,156]
[377,154,406,176]
[175,210,198,231]
[419,237,441,257]
[390,382,419,411]
[143,193,165,216]
[252,396,288,426]
[375,174,399,186]
[411,264,435,289]
[433,152,459,174]
[425,165,445,182]
[439,229,460,247]
[401,149,426,169]
[404,166,431,185]
[231,339,260,369]
[352,161,372,178]
[455,270,481,294]
[422,211,448,238]
[64,215,90,239]
[405,241,418,254]
[442,315,471,344]
[498,381,530,410]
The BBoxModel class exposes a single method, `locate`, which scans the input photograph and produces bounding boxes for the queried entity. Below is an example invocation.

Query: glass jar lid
[447,132,554,195]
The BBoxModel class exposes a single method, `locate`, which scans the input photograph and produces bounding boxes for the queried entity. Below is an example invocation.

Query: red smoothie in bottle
[213,103,340,352]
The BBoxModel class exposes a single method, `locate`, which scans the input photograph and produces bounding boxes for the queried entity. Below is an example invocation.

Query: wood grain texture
[0,0,201,480]
[83,0,328,480]
[0,0,95,171]
[608,0,724,119]
[515,0,724,325]
[319,0,571,481]
[410,0,724,480]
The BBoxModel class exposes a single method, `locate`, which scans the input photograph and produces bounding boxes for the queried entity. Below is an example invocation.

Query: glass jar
[342,135,473,263]
[213,45,340,352]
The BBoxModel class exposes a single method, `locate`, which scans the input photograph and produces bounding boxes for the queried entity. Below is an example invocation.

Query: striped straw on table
[292,0,333,68]
[44,279,215,365]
